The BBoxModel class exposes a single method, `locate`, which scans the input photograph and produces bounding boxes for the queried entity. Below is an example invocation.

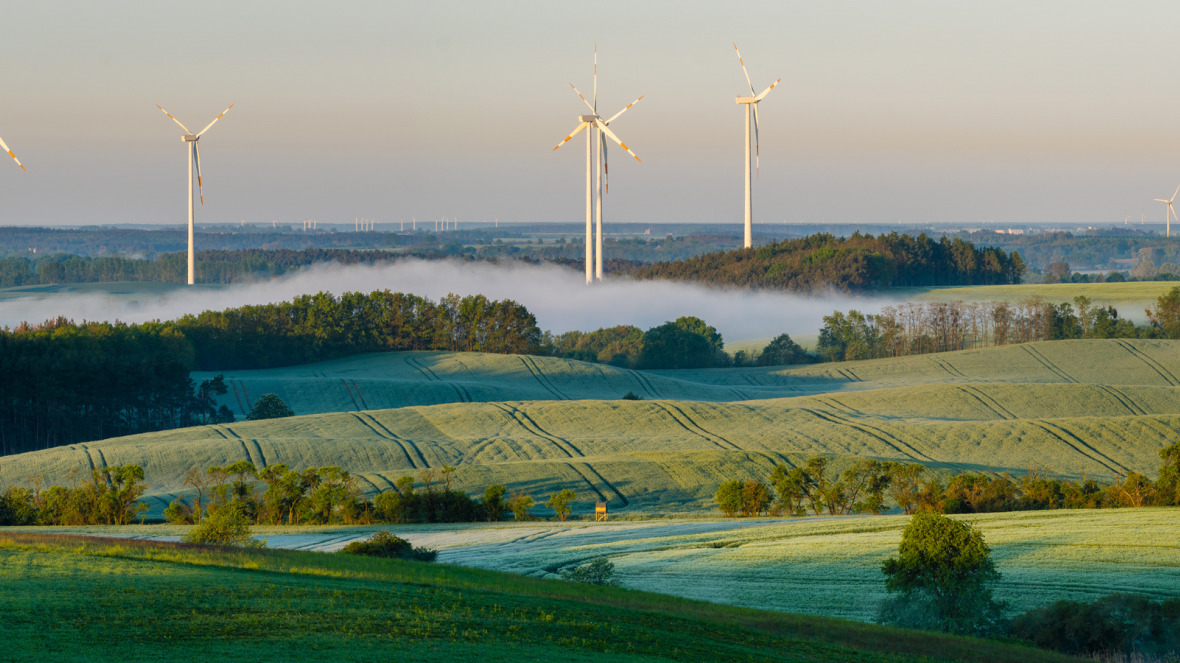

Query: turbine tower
[732,43,781,249]
[553,46,643,283]
[0,131,25,172]
[1154,184,1179,238]
[156,103,234,285]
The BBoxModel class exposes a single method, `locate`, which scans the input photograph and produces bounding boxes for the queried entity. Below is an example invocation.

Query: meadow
[0,531,1072,663]
[5,338,1178,518]
[906,280,1178,322]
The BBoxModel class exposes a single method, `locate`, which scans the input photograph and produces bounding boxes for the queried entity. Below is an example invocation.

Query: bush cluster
[0,465,148,525]
[340,530,437,562]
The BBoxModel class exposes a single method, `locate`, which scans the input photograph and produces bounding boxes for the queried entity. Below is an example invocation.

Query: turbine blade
[605,95,644,125]
[569,84,598,116]
[197,104,234,136]
[0,134,25,172]
[597,120,640,162]
[755,78,782,101]
[156,105,193,134]
[593,43,597,114]
[193,142,205,205]
[752,102,761,177]
[602,130,609,194]
[553,122,590,151]
[733,42,755,96]
[1154,199,1169,203]
[1171,183,1180,203]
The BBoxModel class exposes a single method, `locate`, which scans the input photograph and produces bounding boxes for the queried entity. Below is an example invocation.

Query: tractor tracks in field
[1028,420,1129,476]
[801,408,932,462]
[349,412,429,469]
[1022,345,1078,383]
[406,354,472,402]
[957,385,1018,420]
[518,356,569,400]
[1096,385,1148,416]
[341,379,370,410]
[652,402,741,452]
[491,403,583,458]
[1116,340,1180,387]
[931,355,968,379]
[630,370,664,399]
[568,461,629,506]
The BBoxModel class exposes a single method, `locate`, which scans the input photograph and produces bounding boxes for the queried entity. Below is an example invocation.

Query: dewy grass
[0,532,1073,663]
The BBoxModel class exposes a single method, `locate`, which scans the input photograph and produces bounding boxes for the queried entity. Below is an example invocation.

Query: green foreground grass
[0,532,1073,663]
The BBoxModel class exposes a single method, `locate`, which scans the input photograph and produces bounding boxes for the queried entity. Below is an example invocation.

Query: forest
[0,291,540,454]
[634,232,1026,292]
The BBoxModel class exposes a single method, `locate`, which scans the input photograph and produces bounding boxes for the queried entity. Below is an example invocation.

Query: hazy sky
[2,1,1180,227]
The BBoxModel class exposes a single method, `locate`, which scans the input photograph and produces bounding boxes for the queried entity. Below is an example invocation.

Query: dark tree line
[635,232,1025,292]
[0,291,540,454]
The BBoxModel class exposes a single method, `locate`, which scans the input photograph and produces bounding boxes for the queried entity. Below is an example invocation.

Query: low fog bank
[0,260,901,343]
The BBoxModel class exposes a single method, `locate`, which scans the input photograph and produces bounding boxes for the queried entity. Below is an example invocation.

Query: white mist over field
[0,260,899,343]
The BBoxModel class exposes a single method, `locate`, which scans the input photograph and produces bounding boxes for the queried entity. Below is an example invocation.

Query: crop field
[4,339,1179,519]
[0,532,1070,663]
[35,508,1180,627]
[905,280,1177,321]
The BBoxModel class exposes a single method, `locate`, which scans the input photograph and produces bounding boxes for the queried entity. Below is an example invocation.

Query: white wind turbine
[156,103,234,285]
[553,46,643,283]
[0,131,25,172]
[1154,184,1179,238]
[733,43,781,249]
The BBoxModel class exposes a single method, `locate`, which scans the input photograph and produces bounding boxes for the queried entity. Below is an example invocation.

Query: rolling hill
[5,338,1178,518]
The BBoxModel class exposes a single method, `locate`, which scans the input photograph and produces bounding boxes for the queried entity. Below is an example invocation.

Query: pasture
[0,532,1069,663]
[3,339,1179,519]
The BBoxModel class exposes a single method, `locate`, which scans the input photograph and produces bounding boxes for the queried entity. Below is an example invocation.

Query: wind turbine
[553,45,643,283]
[733,43,781,249]
[0,131,25,172]
[1153,184,1179,238]
[156,103,234,285]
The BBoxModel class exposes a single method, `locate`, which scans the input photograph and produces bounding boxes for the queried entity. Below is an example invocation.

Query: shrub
[340,530,437,562]
[246,393,295,421]
[546,489,577,521]
[620,391,644,400]
[1011,594,1180,658]
[561,557,621,586]
[184,501,265,547]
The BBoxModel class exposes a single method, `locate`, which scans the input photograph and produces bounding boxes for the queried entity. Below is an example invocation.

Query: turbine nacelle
[735,96,757,104]
[182,135,198,142]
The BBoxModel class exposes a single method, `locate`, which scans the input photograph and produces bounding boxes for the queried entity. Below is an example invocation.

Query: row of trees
[542,317,815,370]
[817,287,1180,361]
[716,443,1180,517]
[0,464,148,525]
[636,232,1025,292]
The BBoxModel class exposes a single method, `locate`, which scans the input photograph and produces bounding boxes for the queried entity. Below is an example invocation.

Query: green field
[4,339,1179,519]
[0,532,1072,662]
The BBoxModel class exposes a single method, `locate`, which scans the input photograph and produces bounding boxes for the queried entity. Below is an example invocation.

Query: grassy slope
[6,339,1180,516]
[0,532,1073,663]
[904,281,1176,322]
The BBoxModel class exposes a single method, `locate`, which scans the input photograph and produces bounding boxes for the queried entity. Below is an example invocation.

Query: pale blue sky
[2,1,1179,226]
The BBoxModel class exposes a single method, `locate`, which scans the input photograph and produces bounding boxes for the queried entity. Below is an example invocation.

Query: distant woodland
[635,233,1026,292]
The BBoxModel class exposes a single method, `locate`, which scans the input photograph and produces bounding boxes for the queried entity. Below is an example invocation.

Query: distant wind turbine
[553,45,643,283]
[1153,184,1179,238]
[0,131,25,172]
[732,43,781,249]
[156,103,234,285]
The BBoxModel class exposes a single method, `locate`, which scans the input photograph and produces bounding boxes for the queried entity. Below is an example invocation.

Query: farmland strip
[341,379,361,411]
[230,383,248,415]
[1116,340,1180,386]
[577,462,629,506]
[238,439,256,466]
[565,463,607,502]
[209,428,229,440]
[220,426,242,439]
[836,368,862,383]
[364,413,431,468]
[352,380,370,409]
[654,402,740,451]
[490,403,578,458]
[250,440,268,468]
[1027,420,1128,475]
[1097,385,1146,416]
[930,356,959,379]
[801,408,929,461]
[372,473,399,490]
[405,354,440,381]
[1021,345,1077,383]
[356,474,381,495]
[238,381,253,409]
[961,385,1018,420]
[816,396,863,416]
[349,413,419,469]
[956,386,1014,420]
[453,383,473,403]
[517,356,563,400]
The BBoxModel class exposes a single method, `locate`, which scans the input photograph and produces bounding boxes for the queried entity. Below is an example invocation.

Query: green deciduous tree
[546,489,577,521]
[878,512,1007,636]
[246,393,295,421]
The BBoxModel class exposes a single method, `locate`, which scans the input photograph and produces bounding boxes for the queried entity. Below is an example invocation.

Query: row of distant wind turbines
[0,43,1174,288]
